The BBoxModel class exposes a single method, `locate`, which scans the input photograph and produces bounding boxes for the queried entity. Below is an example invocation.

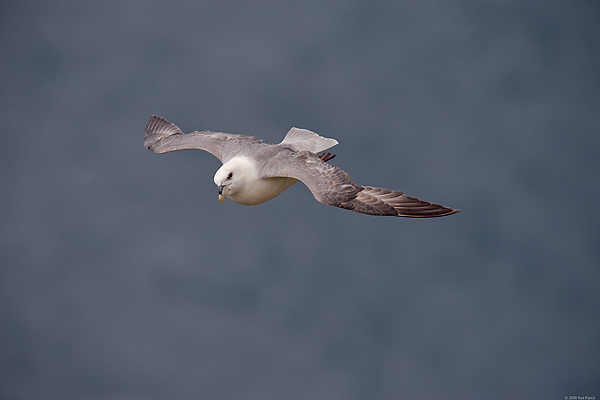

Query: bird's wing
[262,150,460,217]
[144,115,263,162]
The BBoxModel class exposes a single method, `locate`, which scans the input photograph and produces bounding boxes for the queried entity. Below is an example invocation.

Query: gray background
[1,1,599,399]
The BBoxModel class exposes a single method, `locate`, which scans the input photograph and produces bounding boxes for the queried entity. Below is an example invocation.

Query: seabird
[144,115,460,217]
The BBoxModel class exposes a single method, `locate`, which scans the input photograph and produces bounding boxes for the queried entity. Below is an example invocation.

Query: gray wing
[144,115,263,162]
[262,150,460,218]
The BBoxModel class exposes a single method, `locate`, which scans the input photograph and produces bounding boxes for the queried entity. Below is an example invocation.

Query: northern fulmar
[144,115,460,218]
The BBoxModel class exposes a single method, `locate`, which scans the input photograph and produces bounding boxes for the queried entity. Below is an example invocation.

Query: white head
[213,157,255,204]
[213,156,297,206]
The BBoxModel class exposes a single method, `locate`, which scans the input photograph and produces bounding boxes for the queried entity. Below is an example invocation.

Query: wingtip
[144,115,184,152]
[404,207,462,218]
[434,207,461,217]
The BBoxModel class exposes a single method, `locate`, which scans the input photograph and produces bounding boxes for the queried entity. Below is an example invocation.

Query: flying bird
[144,116,460,217]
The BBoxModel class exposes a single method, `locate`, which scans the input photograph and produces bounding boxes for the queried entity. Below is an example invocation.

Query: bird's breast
[229,177,298,205]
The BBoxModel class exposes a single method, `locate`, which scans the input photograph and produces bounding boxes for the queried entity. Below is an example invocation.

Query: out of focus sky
[1,1,599,399]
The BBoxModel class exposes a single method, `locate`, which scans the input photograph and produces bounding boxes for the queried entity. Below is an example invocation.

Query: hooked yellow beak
[218,185,229,203]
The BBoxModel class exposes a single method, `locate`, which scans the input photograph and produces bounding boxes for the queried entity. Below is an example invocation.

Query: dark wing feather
[262,149,460,218]
[144,115,262,162]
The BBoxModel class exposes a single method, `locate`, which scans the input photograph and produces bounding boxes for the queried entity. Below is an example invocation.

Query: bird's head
[213,157,253,203]
[214,167,235,203]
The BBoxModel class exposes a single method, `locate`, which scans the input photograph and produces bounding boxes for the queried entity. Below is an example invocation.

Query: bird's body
[144,115,460,217]
[214,156,298,205]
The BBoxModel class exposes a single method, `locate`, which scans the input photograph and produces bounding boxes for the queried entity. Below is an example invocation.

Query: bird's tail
[281,127,338,154]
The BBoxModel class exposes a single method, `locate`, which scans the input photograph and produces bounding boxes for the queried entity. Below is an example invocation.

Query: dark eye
[227,172,233,179]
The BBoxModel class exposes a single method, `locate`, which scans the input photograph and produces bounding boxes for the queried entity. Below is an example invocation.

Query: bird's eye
[227,172,233,179]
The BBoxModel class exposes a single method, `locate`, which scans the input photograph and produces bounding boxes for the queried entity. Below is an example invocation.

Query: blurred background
[1,1,599,399]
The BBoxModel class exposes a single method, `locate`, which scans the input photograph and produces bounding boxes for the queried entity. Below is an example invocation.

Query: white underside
[229,176,298,205]
[214,156,298,206]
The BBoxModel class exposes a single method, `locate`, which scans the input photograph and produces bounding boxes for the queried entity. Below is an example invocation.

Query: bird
[144,115,460,218]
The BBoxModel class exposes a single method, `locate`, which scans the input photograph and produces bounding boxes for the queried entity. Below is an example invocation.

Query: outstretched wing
[262,150,460,217]
[144,115,263,162]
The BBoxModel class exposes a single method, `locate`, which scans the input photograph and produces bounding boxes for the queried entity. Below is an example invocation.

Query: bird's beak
[218,184,229,203]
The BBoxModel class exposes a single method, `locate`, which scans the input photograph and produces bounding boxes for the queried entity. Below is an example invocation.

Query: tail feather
[281,127,338,153]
